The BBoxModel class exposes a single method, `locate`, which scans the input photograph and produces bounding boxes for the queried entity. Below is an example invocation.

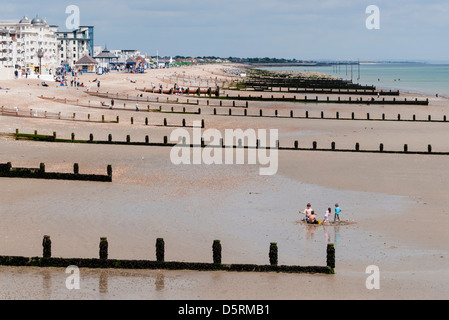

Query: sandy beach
[0,63,448,300]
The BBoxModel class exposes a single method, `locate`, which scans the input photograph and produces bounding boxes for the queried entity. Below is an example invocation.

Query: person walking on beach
[334,203,342,222]
[97,81,101,88]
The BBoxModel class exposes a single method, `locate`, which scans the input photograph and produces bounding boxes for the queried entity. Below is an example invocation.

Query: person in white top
[300,203,313,222]
[323,207,331,224]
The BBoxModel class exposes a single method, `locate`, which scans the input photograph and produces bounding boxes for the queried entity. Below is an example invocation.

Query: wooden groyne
[0,161,112,182]
[10,130,447,156]
[213,94,428,106]
[238,87,400,96]
[0,236,336,274]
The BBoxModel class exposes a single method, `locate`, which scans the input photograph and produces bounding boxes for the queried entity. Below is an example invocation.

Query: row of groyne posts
[0,161,112,182]
[13,129,447,155]
[0,236,335,274]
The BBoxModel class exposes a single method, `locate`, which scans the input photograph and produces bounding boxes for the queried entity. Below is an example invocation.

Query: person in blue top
[334,203,342,222]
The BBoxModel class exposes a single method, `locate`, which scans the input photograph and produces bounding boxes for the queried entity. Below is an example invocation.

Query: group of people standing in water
[300,203,342,224]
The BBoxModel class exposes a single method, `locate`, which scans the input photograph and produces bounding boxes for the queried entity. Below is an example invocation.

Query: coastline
[0,63,448,300]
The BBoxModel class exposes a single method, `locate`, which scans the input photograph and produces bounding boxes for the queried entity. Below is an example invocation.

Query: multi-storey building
[56,26,94,68]
[0,15,58,74]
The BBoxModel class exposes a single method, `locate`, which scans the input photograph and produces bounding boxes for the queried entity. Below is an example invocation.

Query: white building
[0,15,58,75]
[110,49,141,64]
[56,26,94,68]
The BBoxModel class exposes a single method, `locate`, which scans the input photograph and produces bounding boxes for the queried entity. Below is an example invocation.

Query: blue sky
[2,0,449,62]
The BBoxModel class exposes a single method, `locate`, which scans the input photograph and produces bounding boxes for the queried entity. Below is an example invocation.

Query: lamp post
[37,49,44,75]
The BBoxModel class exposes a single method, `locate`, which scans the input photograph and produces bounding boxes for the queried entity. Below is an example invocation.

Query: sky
[2,0,449,62]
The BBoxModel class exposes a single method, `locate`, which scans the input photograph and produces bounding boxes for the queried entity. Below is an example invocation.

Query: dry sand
[0,64,448,300]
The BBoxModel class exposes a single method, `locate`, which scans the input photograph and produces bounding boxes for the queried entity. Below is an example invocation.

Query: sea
[260,63,449,98]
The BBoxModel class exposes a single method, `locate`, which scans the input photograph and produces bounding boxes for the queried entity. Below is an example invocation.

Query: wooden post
[99,237,108,260]
[42,235,51,258]
[74,163,79,174]
[269,242,278,266]
[212,240,222,265]
[156,238,165,262]
[327,244,335,269]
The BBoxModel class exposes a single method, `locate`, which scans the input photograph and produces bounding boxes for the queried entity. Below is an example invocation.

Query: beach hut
[74,55,98,73]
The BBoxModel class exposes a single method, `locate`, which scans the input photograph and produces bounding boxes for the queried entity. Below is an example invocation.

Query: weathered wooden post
[212,240,222,265]
[156,238,165,262]
[42,235,51,258]
[428,145,432,153]
[131,117,134,125]
[126,135,130,143]
[39,163,45,174]
[331,141,336,150]
[89,133,93,142]
[107,165,112,177]
[71,133,75,141]
[99,237,108,260]
[74,163,79,174]
[269,242,278,266]
[327,243,335,269]
[404,144,408,153]
[313,141,317,150]
[355,142,360,151]
[294,141,299,149]
[145,135,149,144]
[379,143,384,152]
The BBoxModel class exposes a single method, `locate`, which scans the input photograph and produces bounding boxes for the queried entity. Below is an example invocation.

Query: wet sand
[0,64,448,300]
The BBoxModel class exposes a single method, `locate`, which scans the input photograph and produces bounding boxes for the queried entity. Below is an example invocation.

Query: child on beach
[323,208,331,224]
[334,203,342,222]
[300,203,313,222]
